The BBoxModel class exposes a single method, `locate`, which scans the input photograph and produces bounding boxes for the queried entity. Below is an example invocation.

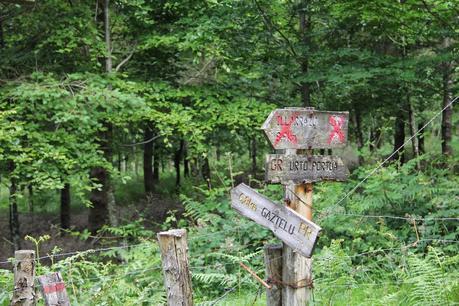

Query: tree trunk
[174,140,184,187]
[441,61,453,156]
[183,141,189,178]
[143,124,154,194]
[60,183,71,230]
[153,146,160,182]
[88,167,109,232]
[408,99,420,169]
[251,136,257,176]
[27,185,33,213]
[418,122,425,155]
[299,0,311,107]
[9,177,21,251]
[392,113,405,164]
[353,109,364,164]
[0,18,4,49]
[202,156,211,189]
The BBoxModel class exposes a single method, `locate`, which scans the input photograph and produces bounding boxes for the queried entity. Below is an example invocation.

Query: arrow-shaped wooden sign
[265,154,349,184]
[261,108,349,150]
[230,183,321,258]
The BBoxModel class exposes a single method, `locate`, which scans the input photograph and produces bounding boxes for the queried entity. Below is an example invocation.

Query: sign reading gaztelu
[265,154,349,184]
[261,108,349,150]
[231,183,321,258]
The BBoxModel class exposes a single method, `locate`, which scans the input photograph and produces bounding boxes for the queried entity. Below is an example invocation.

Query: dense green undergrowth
[0,154,458,305]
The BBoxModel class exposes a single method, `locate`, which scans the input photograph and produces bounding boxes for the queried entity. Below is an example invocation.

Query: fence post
[37,272,70,306]
[265,244,282,306]
[11,250,36,306]
[282,149,313,305]
[157,229,193,306]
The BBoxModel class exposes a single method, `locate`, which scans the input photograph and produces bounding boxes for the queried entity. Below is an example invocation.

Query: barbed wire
[333,95,459,207]
[0,241,153,266]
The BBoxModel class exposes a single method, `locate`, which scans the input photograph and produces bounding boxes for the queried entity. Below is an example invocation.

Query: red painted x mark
[274,113,298,145]
[328,115,345,144]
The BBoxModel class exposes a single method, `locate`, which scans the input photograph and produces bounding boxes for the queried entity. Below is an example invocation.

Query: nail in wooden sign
[231,183,321,258]
[261,108,349,149]
[265,154,349,184]
[38,272,70,306]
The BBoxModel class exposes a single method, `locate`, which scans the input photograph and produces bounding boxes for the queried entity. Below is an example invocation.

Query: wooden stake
[282,149,312,305]
[157,229,193,306]
[265,244,282,306]
[37,272,70,306]
[11,250,36,306]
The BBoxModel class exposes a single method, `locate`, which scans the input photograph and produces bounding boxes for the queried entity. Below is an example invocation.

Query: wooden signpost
[231,183,321,258]
[265,154,349,184]
[230,107,349,305]
[261,108,349,150]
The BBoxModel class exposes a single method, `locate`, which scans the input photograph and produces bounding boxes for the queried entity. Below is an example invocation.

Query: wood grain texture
[265,244,282,306]
[282,178,312,305]
[37,272,70,306]
[230,183,321,258]
[261,108,349,149]
[265,154,349,184]
[157,229,193,306]
[11,250,36,306]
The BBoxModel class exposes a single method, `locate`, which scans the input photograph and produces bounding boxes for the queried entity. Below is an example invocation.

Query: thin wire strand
[333,95,459,207]
[0,241,153,265]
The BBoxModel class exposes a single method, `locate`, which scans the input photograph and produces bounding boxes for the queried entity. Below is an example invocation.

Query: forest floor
[0,191,183,268]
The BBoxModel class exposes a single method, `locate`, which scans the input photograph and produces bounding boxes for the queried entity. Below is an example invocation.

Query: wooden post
[282,149,312,305]
[11,250,36,306]
[157,229,193,306]
[37,272,70,306]
[265,244,282,306]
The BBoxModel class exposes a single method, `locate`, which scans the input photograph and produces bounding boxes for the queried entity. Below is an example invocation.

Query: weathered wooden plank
[230,183,321,258]
[265,154,349,184]
[37,272,70,306]
[11,250,36,306]
[261,108,349,149]
[265,244,282,306]
[157,229,193,306]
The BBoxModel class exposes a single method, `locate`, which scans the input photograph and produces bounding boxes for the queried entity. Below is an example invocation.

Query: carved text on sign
[265,155,349,184]
[231,183,321,258]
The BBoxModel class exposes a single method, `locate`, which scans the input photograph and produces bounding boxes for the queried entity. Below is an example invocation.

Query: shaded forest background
[0,0,457,304]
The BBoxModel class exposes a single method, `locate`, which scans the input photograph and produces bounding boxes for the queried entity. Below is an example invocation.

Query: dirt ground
[0,192,183,270]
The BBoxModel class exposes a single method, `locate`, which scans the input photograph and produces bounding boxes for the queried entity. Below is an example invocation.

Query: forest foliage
[0,0,458,304]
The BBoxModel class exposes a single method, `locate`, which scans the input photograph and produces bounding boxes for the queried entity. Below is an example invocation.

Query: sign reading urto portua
[261,108,349,150]
[265,154,349,184]
[230,183,321,258]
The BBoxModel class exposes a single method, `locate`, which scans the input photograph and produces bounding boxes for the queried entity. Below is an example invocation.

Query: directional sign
[261,108,349,150]
[265,154,349,184]
[231,183,321,258]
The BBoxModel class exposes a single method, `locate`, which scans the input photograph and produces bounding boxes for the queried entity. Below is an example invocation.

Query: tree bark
[89,0,117,231]
[418,122,425,154]
[251,136,257,176]
[9,177,21,251]
[60,183,71,230]
[202,156,211,189]
[153,146,160,182]
[408,99,420,169]
[441,61,453,156]
[183,141,189,178]
[143,124,154,194]
[391,113,406,164]
[299,0,311,107]
[353,109,364,164]
[174,140,184,187]
[27,185,33,213]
